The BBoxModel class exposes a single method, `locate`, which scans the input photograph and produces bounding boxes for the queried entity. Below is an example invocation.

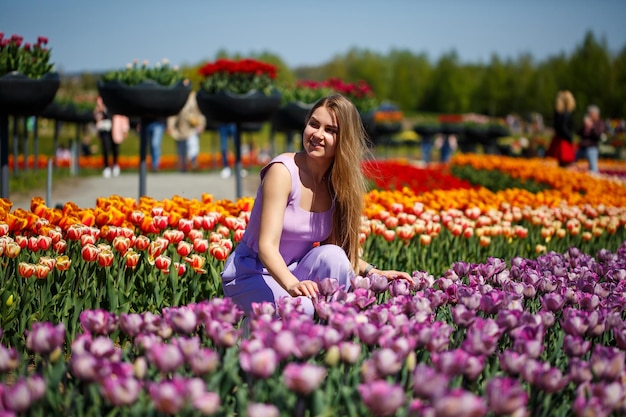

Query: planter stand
[0,72,60,198]
[97,80,191,199]
[196,90,281,199]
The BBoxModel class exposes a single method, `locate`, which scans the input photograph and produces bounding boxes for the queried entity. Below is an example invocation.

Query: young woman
[221,94,412,317]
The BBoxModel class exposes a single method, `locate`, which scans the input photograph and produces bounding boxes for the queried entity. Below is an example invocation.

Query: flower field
[1,155,626,416]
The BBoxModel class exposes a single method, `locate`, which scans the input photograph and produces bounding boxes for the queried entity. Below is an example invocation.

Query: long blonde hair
[307,94,368,271]
[555,90,576,113]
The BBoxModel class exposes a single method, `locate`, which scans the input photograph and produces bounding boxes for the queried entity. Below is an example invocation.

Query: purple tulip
[172,336,201,361]
[389,279,411,297]
[541,293,565,312]
[240,347,278,379]
[2,378,32,413]
[369,274,390,294]
[141,311,162,334]
[353,288,376,310]
[563,334,591,357]
[192,392,221,416]
[433,388,487,417]
[25,322,65,355]
[496,309,522,330]
[568,358,594,384]
[79,309,118,335]
[293,323,324,359]
[188,348,220,376]
[412,364,450,400]
[319,277,340,297]
[146,342,184,373]
[463,317,502,356]
[499,350,528,376]
[101,377,141,407]
[282,363,327,395]
[0,346,19,373]
[165,306,198,334]
[480,290,504,315]
[431,349,469,377]
[339,341,362,364]
[358,380,405,417]
[372,348,403,377]
[457,287,481,310]
[510,325,545,358]
[119,313,144,337]
[485,377,528,415]
[89,336,121,361]
[561,307,589,336]
[206,321,240,348]
[251,301,277,317]
[148,378,187,414]
[590,345,625,381]
[351,275,371,290]
[356,322,381,346]
[134,333,163,352]
[247,403,280,417]
[70,353,100,381]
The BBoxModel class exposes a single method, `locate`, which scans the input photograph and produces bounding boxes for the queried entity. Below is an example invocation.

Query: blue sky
[2,0,626,73]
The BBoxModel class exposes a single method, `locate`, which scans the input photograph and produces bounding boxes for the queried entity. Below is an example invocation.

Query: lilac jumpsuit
[221,154,354,316]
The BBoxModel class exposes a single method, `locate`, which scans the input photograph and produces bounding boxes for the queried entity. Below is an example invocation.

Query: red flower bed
[362,160,474,194]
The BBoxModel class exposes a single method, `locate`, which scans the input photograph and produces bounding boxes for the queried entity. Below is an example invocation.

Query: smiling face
[302,105,338,161]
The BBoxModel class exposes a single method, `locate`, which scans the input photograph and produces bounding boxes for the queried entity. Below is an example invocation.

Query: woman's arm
[357,258,414,284]
[257,163,319,298]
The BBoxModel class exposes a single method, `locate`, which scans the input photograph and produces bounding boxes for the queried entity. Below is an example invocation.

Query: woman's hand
[372,269,414,285]
[288,280,319,299]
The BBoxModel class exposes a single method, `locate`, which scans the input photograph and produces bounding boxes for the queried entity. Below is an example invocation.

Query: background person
[144,118,166,172]
[220,94,413,318]
[167,90,206,173]
[578,104,605,173]
[547,90,576,167]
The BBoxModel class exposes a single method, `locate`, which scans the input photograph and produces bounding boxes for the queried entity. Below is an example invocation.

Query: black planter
[413,124,440,137]
[42,102,95,124]
[0,72,60,116]
[97,79,191,118]
[375,122,402,136]
[488,124,510,139]
[272,101,313,132]
[464,125,489,144]
[440,123,464,136]
[196,89,281,124]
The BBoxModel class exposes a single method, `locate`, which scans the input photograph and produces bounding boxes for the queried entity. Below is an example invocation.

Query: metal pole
[0,113,9,199]
[139,118,148,198]
[33,117,39,171]
[53,120,60,169]
[46,158,52,207]
[73,123,80,175]
[12,116,19,174]
[234,122,243,199]
[22,117,29,172]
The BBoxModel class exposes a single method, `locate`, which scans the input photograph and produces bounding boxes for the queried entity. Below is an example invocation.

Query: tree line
[63,31,625,126]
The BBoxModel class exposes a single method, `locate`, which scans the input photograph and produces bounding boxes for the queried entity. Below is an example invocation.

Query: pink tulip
[319,277,340,296]
[282,363,327,395]
[485,377,528,415]
[358,380,405,417]
[433,388,487,417]
[101,376,141,407]
[25,322,65,355]
[172,336,201,361]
